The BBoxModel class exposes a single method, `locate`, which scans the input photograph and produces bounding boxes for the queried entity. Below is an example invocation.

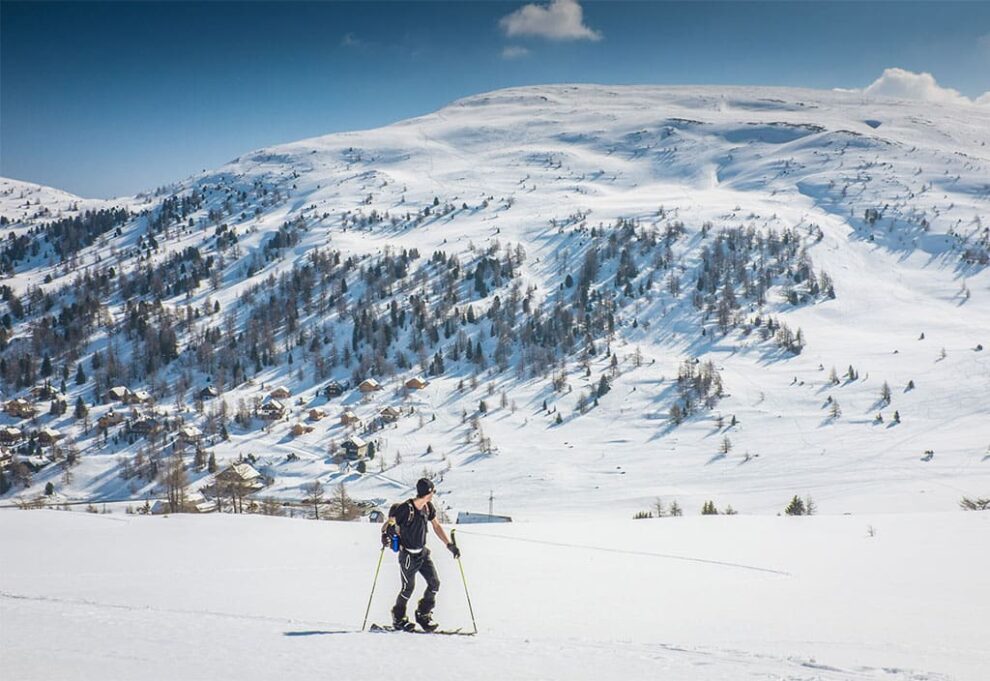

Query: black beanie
[416,478,435,497]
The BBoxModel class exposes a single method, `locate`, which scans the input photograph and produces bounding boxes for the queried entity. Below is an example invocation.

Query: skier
[381,477,460,632]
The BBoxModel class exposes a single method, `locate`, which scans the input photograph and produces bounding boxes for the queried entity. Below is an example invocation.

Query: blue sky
[2,1,989,198]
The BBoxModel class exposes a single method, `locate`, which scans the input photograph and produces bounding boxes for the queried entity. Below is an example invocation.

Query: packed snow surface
[2,510,988,680]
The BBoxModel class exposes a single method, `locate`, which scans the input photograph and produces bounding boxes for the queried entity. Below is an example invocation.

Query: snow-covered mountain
[1,84,988,519]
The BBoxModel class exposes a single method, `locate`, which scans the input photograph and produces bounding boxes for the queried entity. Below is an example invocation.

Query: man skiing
[381,477,460,632]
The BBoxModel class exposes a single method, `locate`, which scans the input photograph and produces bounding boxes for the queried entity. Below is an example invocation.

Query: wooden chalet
[0,426,24,445]
[129,416,160,436]
[107,386,132,402]
[290,423,314,437]
[215,462,265,492]
[342,435,369,460]
[98,410,125,429]
[323,380,346,398]
[4,398,36,419]
[31,384,59,400]
[358,378,382,393]
[258,399,286,420]
[178,425,203,444]
[129,389,154,405]
[37,427,64,445]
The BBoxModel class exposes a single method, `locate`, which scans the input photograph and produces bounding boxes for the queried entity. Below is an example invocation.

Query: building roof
[222,462,261,481]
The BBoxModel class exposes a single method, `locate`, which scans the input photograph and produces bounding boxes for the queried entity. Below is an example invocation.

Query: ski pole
[450,529,477,634]
[361,546,386,632]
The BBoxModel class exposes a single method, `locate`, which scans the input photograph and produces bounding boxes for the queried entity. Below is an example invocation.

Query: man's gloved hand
[447,542,461,559]
[382,523,396,548]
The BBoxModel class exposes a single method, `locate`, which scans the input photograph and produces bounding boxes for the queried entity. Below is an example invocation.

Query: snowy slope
[0,84,988,520]
[2,510,988,680]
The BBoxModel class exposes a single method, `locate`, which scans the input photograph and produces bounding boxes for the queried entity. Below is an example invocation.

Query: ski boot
[415,609,439,633]
[392,606,415,632]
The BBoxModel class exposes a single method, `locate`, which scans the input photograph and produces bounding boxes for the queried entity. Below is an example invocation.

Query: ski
[369,623,474,636]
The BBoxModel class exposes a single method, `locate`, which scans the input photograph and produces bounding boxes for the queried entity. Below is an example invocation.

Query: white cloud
[499,0,602,42]
[862,68,989,106]
[501,45,531,60]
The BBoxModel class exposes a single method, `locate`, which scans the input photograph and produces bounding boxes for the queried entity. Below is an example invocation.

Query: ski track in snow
[2,511,987,680]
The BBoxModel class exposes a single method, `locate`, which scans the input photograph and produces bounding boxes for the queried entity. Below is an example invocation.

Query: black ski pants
[393,547,440,616]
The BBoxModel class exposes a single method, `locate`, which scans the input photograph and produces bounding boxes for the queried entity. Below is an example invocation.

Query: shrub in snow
[959,497,990,511]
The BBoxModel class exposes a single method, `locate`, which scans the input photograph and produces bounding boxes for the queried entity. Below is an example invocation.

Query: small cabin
[37,427,64,445]
[342,435,369,460]
[129,389,154,405]
[199,386,219,400]
[340,410,361,426]
[358,378,382,393]
[107,386,131,402]
[405,377,429,390]
[269,386,291,399]
[130,417,160,435]
[308,408,327,422]
[31,384,59,400]
[4,398,36,419]
[178,425,203,444]
[98,410,125,429]
[215,462,265,492]
[380,406,402,423]
[0,426,23,445]
[258,399,286,420]
[323,380,346,398]
[290,423,314,437]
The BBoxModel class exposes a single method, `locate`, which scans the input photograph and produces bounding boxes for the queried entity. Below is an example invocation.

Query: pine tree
[784,495,806,516]
[597,374,610,397]
[208,451,217,473]
[720,436,732,455]
[829,399,842,419]
[669,501,683,516]
[701,500,719,515]
[73,396,88,420]
[880,381,892,404]
[41,354,52,378]
[75,363,86,385]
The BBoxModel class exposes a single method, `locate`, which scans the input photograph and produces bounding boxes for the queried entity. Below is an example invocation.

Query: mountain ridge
[0,83,987,518]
